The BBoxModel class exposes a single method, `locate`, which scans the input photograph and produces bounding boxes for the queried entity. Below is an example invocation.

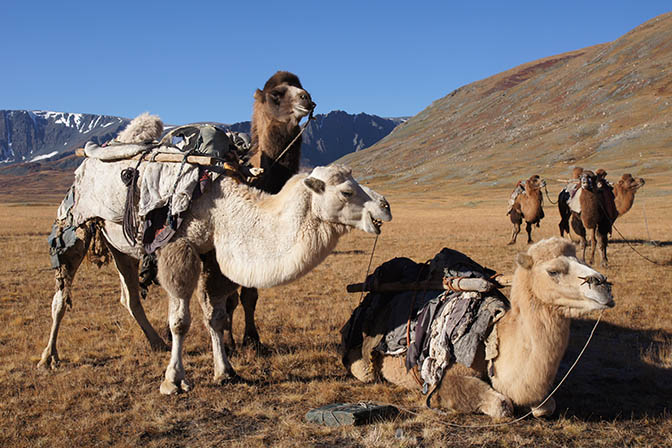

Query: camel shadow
[609,238,672,247]
[553,319,671,421]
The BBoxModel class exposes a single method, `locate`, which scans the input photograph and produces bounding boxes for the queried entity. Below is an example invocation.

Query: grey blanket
[340,248,509,378]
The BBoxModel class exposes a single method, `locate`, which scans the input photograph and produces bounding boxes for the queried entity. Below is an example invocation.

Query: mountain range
[2,13,672,202]
[339,12,672,196]
[0,109,405,173]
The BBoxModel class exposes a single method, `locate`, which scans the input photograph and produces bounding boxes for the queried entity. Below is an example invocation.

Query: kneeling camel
[344,238,613,418]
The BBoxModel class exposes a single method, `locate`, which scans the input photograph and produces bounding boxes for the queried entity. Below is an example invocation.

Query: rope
[543,184,558,205]
[120,149,152,245]
[270,110,315,168]
[395,311,604,428]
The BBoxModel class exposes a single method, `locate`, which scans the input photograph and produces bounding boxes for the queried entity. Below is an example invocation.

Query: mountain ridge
[339,12,672,195]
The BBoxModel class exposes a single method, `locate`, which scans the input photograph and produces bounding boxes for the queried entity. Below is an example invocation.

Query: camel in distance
[507,175,546,245]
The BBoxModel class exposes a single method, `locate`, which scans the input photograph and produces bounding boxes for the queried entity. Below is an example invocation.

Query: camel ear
[254,89,264,102]
[515,253,533,270]
[303,177,325,194]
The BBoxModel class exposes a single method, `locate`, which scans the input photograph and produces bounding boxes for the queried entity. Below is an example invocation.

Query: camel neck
[209,177,348,288]
[491,274,571,406]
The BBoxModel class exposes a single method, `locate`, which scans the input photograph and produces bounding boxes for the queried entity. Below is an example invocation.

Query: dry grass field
[1,178,671,447]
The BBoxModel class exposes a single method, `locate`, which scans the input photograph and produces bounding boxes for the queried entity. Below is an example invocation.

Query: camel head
[515,237,614,317]
[525,174,546,191]
[579,170,598,192]
[302,165,391,235]
[617,173,645,193]
[254,71,315,125]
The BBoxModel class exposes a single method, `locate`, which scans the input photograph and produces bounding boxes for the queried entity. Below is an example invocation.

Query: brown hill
[340,13,672,197]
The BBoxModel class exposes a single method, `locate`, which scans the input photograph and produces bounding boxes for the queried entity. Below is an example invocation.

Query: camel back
[48,125,255,269]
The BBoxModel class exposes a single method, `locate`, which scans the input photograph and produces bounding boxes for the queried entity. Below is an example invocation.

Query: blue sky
[2,1,670,124]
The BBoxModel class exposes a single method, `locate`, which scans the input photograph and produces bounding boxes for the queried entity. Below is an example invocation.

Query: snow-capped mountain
[0,109,405,171]
[0,110,129,164]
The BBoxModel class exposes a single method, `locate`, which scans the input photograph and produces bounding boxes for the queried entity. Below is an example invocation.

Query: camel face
[618,174,645,192]
[520,238,614,317]
[254,71,315,125]
[303,165,391,235]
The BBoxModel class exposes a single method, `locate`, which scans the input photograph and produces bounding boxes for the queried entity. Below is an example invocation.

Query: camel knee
[157,239,201,298]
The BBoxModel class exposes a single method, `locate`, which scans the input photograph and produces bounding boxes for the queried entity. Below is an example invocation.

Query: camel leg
[240,287,266,351]
[571,215,587,261]
[508,223,521,245]
[199,251,237,353]
[108,246,168,352]
[435,375,513,419]
[197,280,239,385]
[157,239,200,395]
[588,227,597,265]
[38,230,89,369]
[525,222,534,244]
[597,230,609,268]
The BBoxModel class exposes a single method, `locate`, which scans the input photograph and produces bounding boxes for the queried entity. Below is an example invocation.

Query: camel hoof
[214,371,244,385]
[160,378,191,395]
[242,334,270,356]
[532,397,556,418]
[482,395,514,419]
[37,352,59,369]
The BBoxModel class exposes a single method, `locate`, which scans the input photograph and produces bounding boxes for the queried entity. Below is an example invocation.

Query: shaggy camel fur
[344,238,613,418]
[613,173,645,216]
[570,171,615,267]
[508,175,545,245]
[38,147,391,394]
[225,71,315,352]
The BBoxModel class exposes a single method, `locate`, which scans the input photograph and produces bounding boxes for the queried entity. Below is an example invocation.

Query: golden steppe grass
[0,183,671,447]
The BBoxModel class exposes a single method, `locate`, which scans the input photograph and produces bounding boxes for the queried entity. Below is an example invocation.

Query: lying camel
[38,152,391,394]
[343,238,613,418]
[507,175,545,245]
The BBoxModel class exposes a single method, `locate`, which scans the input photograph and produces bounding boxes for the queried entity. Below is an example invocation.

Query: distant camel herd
[37,71,634,421]
[508,167,645,267]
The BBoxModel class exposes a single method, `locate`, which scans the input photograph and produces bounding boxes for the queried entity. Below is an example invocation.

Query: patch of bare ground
[0,185,670,447]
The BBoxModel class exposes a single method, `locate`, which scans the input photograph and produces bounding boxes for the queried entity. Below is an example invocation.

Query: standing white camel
[38,158,391,395]
[344,238,613,418]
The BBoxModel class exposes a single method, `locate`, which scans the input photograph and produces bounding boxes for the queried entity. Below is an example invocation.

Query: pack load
[341,248,509,389]
[49,117,259,270]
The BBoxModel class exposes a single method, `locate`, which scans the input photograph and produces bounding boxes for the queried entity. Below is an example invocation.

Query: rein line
[270,110,315,168]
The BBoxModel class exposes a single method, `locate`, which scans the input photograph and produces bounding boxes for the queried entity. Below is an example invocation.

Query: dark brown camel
[507,175,545,245]
[558,167,584,238]
[200,71,315,353]
[570,170,615,267]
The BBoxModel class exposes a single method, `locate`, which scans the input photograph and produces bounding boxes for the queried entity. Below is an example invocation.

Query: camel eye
[341,190,354,198]
[547,270,561,277]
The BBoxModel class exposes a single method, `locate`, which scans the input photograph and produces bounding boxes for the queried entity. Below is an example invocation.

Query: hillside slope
[340,13,672,196]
